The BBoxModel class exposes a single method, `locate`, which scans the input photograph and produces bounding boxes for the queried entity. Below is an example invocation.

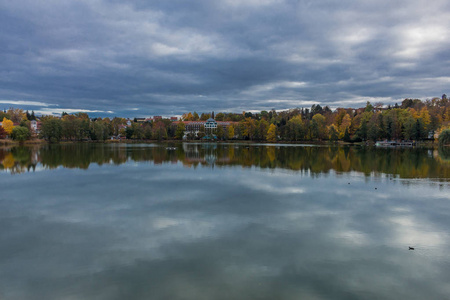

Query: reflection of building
[182,143,230,166]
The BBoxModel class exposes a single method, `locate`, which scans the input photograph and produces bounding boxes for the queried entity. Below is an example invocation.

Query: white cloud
[34,108,114,116]
[0,100,53,107]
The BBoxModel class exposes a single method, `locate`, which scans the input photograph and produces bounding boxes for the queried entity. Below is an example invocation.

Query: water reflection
[0,144,449,299]
[1,143,450,179]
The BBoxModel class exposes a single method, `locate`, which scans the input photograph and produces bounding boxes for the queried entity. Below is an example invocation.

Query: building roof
[206,118,216,122]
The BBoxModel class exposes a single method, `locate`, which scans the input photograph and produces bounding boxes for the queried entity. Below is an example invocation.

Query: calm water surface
[1,143,450,299]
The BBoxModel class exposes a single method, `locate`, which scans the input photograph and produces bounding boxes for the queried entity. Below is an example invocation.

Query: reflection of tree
[2,144,450,179]
[437,146,450,164]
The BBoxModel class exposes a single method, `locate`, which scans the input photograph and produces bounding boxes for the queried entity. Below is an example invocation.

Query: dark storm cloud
[1,0,449,116]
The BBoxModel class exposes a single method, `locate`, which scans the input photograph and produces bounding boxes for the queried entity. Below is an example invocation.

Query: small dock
[375,140,416,147]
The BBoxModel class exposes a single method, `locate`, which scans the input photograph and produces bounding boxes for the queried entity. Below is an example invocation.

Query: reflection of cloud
[1,148,450,298]
[390,215,445,248]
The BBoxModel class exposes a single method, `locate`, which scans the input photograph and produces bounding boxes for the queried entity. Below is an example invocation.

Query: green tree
[11,126,31,142]
[356,121,368,141]
[131,123,144,139]
[287,116,304,141]
[438,128,450,147]
[197,125,205,139]
[144,125,152,139]
[311,114,326,140]
[402,116,416,140]
[91,121,110,141]
[343,127,351,142]
[40,118,63,142]
[365,101,374,112]
[216,125,225,140]
[175,122,186,139]
[367,123,378,142]
[257,119,269,140]
[125,127,134,139]
[329,124,339,141]
[413,119,426,140]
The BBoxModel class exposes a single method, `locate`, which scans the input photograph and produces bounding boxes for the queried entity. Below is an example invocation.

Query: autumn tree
[287,115,304,141]
[227,125,235,140]
[183,112,194,121]
[7,108,25,123]
[152,121,167,141]
[215,112,224,121]
[193,111,199,121]
[0,126,7,139]
[266,124,277,142]
[2,118,14,135]
[200,113,210,121]
[328,124,339,141]
[257,119,269,140]
[339,114,351,139]
[242,117,258,140]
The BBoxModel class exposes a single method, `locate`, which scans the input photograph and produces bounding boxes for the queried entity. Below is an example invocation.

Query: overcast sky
[1,0,449,117]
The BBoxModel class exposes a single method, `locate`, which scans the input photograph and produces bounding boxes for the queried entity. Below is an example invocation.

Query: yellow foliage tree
[6,108,25,123]
[2,118,14,135]
[266,124,277,142]
[227,125,235,140]
[419,107,431,129]
[409,108,420,119]
[338,114,351,139]
[242,117,256,140]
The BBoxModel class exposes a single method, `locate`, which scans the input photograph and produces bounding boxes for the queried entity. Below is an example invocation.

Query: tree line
[1,95,449,143]
[181,96,449,142]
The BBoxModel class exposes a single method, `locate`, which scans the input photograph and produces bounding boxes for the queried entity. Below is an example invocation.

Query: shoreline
[0,138,439,148]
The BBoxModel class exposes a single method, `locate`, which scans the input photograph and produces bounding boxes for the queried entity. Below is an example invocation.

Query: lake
[1,143,450,299]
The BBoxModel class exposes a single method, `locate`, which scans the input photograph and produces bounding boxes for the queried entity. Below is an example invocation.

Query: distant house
[172,117,235,138]
[205,118,217,130]
[30,120,41,133]
[170,117,178,121]
[153,116,162,120]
